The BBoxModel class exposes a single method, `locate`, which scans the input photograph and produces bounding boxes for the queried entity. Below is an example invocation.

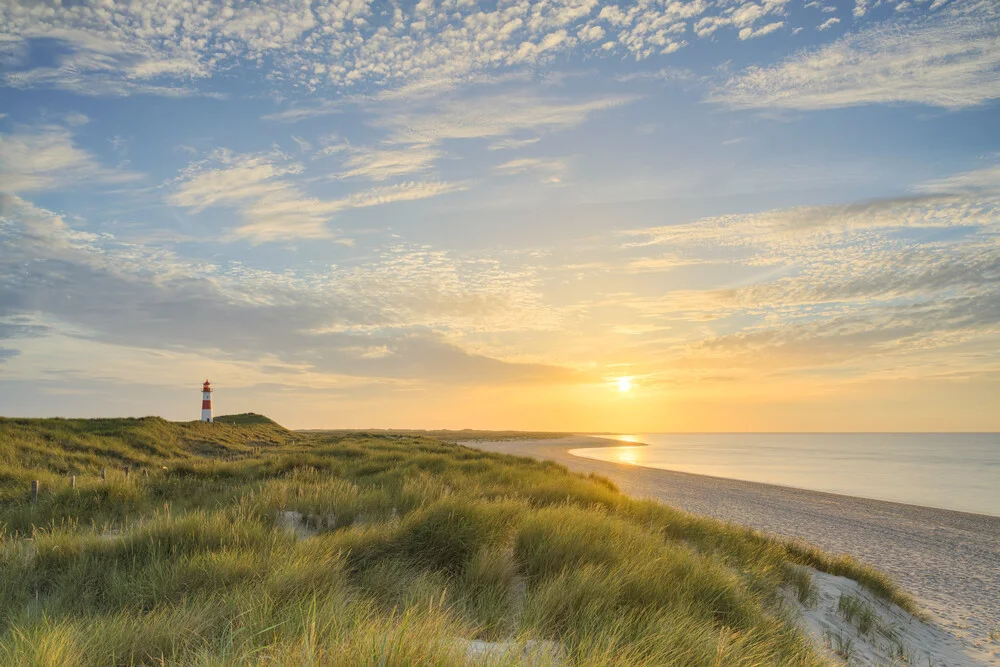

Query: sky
[1,0,998,431]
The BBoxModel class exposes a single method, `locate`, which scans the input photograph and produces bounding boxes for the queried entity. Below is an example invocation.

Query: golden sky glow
[1,0,998,431]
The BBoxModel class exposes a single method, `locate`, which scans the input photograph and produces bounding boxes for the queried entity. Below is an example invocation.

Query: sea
[570,433,1000,517]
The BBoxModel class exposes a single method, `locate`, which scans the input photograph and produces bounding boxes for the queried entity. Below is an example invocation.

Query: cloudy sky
[1,0,998,430]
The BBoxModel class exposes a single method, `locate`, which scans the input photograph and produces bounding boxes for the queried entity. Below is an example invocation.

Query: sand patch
[452,638,565,665]
[275,509,398,538]
[790,566,984,666]
[275,510,317,538]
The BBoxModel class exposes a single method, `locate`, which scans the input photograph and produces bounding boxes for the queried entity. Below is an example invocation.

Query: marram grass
[0,416,916,665]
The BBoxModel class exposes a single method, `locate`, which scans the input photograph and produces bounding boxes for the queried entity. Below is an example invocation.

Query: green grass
[783,565,819,608]
[0,416,918,665]
[837,593,878,636]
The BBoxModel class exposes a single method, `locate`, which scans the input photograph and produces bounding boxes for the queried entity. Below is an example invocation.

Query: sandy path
[465,436,1000,664]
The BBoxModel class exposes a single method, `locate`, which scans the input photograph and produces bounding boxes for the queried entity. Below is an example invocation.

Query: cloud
[626,255,700,272]
[614,67,696,83]
[739,21,784,40]
[332,89,632,179]
[0,312,49,345]
[0,0,872,103]
[168,149,465,242]
[315,134,352,157]
[338,145,442,181]
[612,168,1000,379]
[0,196,570,386]
[168,151,300,212]
[1,0,967,120]
[0,125,139,193]
[63,112,90,126]
[918,162,1000,195]
[0,2,309,96]
[682,290,1000,376]
[375,91,635,145]
[595,0,705,58]
[488,137,542,151]
[0,0,783,98]
[168,150,342,242]
[713,1,1000,110]
[0,26,217,97]
[718,242,1000,309]
[495,157,568,184]
[817,17,841,30]
[694,0,789,41]
[336,181,470,209]
[231,193,353,243]
[624,193,1000,261]
[261,101,341,123]
[234,180,470,242]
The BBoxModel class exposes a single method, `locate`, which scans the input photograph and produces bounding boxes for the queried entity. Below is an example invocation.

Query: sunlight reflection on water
[615,447,641,464]
[570,433,1000,516]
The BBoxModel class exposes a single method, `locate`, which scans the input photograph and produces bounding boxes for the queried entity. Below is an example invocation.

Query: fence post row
[30,465,160,503]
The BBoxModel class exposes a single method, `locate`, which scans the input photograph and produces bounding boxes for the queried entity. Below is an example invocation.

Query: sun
[617,377,632,392]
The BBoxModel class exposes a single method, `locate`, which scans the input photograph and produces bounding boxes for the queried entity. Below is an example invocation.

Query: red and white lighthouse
[201,379,213,423]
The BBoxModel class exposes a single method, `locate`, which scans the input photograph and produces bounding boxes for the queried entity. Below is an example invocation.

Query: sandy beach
[467,436,1000,664]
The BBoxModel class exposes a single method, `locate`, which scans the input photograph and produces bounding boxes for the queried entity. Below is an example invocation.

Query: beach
[467,436,1000,664]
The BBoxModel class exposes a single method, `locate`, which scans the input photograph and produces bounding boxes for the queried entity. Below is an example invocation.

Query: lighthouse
[201,379,213,423]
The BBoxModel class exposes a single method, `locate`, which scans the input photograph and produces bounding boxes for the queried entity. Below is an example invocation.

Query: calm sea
[571,433,1000,517]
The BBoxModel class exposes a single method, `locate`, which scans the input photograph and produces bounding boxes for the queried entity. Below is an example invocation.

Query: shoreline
[568,434,1000,520]
[464,435,1000,665]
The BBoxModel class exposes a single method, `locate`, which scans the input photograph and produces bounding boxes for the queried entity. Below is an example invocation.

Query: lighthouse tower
[201,379,213,423]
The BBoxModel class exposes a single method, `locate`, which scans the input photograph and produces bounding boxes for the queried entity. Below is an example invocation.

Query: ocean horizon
[572,432,1000,517]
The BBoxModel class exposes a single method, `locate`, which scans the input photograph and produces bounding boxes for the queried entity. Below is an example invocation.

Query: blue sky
[1,0,998,430]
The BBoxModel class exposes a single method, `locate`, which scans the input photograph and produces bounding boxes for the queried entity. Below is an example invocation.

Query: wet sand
[465,436,1000,664]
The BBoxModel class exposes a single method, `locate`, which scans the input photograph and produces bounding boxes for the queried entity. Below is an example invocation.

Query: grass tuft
[837,592,878,635]
[784,564,819,607]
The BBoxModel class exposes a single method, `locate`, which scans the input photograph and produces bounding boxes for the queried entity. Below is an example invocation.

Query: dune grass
[0,416,917,665]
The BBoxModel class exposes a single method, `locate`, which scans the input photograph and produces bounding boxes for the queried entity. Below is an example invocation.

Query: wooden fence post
[124,466,130,479]
[71,475,76,489]
[31,480,38,503]
[101,468,106,481]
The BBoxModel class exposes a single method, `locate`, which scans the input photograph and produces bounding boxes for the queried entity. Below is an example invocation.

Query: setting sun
[617,377,632,392]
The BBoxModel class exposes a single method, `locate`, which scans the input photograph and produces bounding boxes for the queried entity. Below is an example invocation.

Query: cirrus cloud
[712,1,1000,110]
[168,149,467,243]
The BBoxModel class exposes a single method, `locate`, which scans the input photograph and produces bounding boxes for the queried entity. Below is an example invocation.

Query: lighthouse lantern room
[201,380,213,423]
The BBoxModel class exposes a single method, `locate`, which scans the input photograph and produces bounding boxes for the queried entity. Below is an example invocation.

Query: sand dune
[466,436,1000,665]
